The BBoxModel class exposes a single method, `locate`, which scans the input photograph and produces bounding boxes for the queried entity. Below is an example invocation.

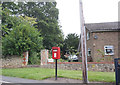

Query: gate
[114,58,120,85]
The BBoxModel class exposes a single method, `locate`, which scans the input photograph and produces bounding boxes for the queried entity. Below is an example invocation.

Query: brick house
[85,22,120,62]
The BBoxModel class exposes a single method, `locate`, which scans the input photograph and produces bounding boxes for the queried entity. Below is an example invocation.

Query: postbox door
[52,49,58,59]
[53,52,57,58]
[52,47,60,59]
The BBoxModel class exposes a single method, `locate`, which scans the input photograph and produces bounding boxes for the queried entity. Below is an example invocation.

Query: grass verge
[1,68,115,82]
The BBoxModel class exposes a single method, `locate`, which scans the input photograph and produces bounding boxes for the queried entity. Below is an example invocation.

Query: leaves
[2,15,43,56]
[2,2,64,57]
[63,33,80,55]
[2,2,64,50]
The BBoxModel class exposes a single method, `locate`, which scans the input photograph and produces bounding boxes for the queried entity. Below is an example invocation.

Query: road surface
[1,76,83,83]
[0,76,115,85]
[1,76,57,83]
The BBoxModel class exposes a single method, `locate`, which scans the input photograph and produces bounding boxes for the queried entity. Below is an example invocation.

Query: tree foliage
[2,2,64,50]
[2,14,43,56]
[63,33,80,55]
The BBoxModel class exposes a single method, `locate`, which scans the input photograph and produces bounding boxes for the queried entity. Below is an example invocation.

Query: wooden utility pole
[79,0,88,84]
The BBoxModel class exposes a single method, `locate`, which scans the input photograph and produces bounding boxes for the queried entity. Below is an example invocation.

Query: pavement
[1,76,57,83]
[1,76,83,83]
[0,76,116,85]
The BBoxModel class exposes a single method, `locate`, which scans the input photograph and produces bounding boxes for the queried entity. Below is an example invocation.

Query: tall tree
[2,2,64,49]
[63,33,79,55]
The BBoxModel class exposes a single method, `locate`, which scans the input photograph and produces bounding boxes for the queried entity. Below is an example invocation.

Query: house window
[87,32,90,40]
[104,45,114,55]
[88,48,91,56]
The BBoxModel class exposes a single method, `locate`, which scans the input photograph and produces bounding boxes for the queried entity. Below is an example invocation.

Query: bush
[29,52,40,65]
[2,19,43,56]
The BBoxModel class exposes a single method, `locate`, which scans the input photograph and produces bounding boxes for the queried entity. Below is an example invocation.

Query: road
[0,76,83,83]
[0,76,115,85]
[1,76,57,83]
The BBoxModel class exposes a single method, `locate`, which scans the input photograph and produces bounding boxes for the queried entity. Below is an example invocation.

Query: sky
[56,0,120,38]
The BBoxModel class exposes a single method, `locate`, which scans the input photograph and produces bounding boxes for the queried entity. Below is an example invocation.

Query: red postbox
[52,47,60,59]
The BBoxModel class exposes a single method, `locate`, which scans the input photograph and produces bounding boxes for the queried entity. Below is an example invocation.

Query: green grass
[1,68,115,82]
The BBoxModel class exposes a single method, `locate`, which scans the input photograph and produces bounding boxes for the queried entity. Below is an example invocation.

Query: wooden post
[79,0,88,83]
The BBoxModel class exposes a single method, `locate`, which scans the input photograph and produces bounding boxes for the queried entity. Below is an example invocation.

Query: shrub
[29,52,40,65]
[2,19,43,56]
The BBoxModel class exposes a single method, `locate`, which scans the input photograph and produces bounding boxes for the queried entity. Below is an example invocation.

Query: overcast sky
[56,0,119,38]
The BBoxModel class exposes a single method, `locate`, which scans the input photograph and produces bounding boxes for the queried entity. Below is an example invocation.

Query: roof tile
[85,22,120,32]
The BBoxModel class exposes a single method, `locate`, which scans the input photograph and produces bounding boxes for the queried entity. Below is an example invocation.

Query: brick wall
[86,29,120,62]
[86,29,94,62]
[41,49,48,65]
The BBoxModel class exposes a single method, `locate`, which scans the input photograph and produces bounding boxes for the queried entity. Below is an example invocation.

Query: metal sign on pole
[79,0,88,84]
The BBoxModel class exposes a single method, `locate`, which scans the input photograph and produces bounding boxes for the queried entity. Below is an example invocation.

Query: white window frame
[88,48,91,56]
[87,32,90,40]
[104,45,114,55]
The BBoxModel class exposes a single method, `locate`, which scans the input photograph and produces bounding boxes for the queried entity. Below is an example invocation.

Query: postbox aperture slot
[53,49,57,52]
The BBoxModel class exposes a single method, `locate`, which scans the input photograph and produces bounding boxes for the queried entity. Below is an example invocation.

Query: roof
[85,22,120,32]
